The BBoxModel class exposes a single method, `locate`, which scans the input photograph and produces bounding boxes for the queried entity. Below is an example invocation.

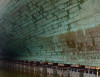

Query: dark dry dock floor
[0,69,58,77]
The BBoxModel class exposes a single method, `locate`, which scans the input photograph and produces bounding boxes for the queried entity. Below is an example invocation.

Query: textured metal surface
[0,0,100,66]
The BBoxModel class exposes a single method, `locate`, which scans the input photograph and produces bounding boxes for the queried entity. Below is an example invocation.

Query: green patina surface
[0,0,100,66]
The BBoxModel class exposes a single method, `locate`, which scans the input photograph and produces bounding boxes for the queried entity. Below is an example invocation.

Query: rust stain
[58,25,100,53]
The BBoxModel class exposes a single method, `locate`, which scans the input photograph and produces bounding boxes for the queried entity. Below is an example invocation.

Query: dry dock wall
[0,0,100,66]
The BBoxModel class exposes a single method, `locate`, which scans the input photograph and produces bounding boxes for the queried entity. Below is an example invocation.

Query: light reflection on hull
[0,60,99,77]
